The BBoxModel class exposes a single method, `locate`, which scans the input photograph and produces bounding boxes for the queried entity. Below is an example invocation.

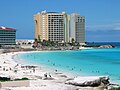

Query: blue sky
[0,0,120,42]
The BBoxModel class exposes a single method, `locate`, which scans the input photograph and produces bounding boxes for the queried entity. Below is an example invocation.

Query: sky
[0,0,120,42]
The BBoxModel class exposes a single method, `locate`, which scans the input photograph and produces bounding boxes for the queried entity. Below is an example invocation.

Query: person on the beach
[3,68,5,71]
[44,73,47,78]
[9,67,12,70]
[33,68,35,73]
[49,74,51,77]
[55,69,57,72]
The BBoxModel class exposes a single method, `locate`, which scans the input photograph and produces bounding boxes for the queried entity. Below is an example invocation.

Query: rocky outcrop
[108,84,120,90]
[98,45,114,48]
[65,76,109,87]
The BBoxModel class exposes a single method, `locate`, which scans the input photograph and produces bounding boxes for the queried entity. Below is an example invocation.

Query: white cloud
[113,27,120,30]
[86,21,120,31]
[86,24,112,31]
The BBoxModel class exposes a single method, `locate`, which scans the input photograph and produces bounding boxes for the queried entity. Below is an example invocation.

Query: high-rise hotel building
[71,13,85,43]
[34,10,70,43]
[34,11,85,44]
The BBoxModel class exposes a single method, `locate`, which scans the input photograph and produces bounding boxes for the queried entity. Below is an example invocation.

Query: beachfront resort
[0,10,120,90]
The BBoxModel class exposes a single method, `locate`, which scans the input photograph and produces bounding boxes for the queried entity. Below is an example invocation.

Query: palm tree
[32,38,38,48]
[71,38,75,46]
[0,44,1,49]
[38,35,41,43]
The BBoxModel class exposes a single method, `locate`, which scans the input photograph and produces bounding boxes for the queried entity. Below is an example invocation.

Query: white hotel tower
[71,13,85,44]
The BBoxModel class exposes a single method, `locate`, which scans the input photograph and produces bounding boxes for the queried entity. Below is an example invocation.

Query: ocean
[18,42,120,84]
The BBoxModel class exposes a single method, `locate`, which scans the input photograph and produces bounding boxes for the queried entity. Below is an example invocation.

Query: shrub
[110,87,120,90]
[15,77,29,81]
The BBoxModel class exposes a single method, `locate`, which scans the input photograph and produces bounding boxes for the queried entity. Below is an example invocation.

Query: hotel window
[83,19,85,22]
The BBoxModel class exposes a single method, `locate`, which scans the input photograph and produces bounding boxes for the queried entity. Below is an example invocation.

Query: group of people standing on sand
[15,64,37,74]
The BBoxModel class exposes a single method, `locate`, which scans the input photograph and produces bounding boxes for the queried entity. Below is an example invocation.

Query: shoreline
[15,50,120,85]
[0,50,119,90]
[13,51,78,78]
[0,51,81,90]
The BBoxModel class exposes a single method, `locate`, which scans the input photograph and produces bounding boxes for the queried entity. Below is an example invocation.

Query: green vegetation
[42,39,57,47]
[110,87,120,90]
[14,77,29,81]
[33,38,58,48]
[28,42,32,45]
[0,44,1,48]
[38,35,41,43]
[71,38,75,46]
[32,37,82,49]
[34,38,38,42]
[0,77,29,82]
[0,77,10,82]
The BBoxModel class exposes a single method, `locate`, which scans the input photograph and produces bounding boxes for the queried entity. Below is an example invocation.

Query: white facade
[16,39,34,45]
[71,13,85,43]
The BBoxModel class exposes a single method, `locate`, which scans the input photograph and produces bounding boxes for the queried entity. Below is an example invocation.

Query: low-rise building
[0,26,16,45]
[16,39,34,45]
[16,39,34,49]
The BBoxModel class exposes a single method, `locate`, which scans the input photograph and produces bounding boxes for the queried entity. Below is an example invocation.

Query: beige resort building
[34,10,85,44]
[34,10,70,43]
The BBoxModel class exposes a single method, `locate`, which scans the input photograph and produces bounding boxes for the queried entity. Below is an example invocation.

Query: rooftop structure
[0,26,15,31]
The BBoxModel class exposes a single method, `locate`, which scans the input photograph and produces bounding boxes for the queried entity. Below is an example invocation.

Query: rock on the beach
[98,45,114,48]
[65,76,109,87]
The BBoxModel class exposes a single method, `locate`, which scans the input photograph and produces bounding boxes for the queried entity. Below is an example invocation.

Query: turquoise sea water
[19,48,120,84]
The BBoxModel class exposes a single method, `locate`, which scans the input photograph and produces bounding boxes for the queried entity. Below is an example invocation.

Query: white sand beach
[0,51,109,90]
